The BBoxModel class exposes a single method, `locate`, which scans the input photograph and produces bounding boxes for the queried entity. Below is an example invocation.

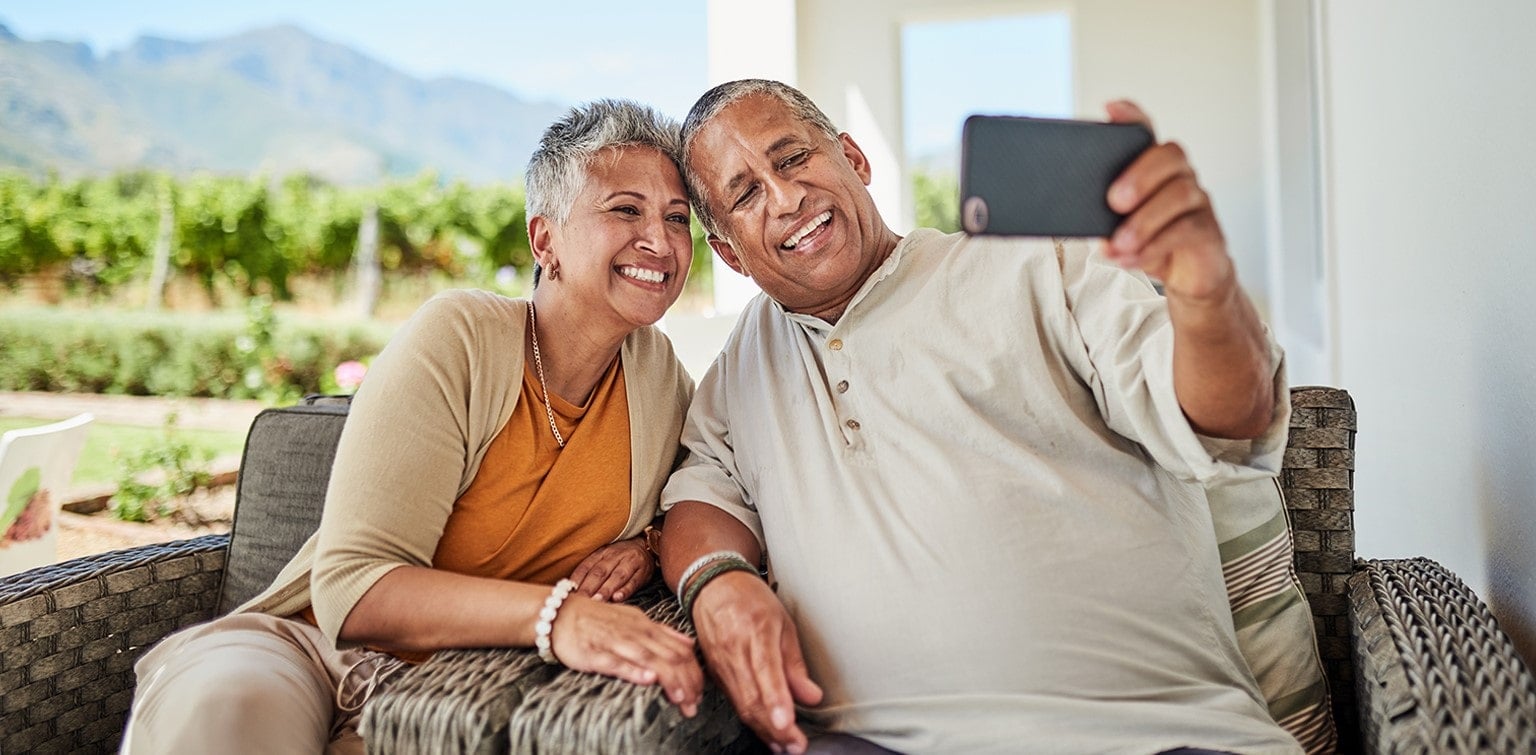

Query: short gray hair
[525,99,683,225]
[525,99,681,286]
[680,79,839,237]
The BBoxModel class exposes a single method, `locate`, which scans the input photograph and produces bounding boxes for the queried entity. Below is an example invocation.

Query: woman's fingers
[601,553,653,602]
[548,599,703,716]
[571,539,654,601]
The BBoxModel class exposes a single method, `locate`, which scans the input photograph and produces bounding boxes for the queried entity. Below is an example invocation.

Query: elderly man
[659,79,1297,755]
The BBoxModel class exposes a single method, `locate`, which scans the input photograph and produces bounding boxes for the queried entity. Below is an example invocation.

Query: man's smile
[780,210,833,251]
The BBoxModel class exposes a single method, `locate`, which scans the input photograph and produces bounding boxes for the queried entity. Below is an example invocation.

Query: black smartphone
[959,115,1153,237]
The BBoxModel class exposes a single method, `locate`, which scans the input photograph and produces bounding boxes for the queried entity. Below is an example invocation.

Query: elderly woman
[122,99,703,753]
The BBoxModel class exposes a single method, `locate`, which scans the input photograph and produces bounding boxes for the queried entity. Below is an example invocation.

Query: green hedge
[0,307,391,399]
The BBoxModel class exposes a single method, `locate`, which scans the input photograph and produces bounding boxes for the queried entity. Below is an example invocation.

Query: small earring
[547,263,559,281]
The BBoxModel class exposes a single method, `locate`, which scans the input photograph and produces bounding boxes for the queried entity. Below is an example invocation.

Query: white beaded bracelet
[675,550,751,598]
[534,578,577,665]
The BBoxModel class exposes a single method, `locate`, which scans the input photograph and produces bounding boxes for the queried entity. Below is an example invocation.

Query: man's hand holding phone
[959,100,1236,303]
[1097,100,1234,303]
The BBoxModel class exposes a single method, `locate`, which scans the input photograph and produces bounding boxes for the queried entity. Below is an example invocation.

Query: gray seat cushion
[215,401,350,614]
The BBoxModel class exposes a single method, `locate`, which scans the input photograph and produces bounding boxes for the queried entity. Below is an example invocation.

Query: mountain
[0,22,568,183]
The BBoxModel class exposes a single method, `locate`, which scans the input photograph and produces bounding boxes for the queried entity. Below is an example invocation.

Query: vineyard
[0,169,715,308]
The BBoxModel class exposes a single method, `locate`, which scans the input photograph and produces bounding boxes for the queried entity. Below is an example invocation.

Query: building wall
[1071,0,1269,310]
[1321,0,1536,661]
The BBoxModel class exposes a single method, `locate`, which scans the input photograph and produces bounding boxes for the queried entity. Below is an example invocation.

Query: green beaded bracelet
[680,557,759,618]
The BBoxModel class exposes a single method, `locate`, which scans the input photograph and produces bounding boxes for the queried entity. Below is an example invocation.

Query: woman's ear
[529,214,557,270]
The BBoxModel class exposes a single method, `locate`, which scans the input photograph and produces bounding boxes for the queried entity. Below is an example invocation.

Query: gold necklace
[528,302,566,448]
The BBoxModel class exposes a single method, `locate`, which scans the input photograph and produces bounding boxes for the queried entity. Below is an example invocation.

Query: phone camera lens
[963,197,989,233]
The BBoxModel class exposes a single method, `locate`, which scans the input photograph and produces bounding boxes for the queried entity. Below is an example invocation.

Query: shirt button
[836,380,849,393]
[845,418,861,430]
[828,339,844,351]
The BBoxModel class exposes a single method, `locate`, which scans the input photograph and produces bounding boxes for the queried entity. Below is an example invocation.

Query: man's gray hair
[680,79,840,237]
[525,99,683,225]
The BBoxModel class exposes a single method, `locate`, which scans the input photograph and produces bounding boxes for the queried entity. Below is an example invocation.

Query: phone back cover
[960,115,1152,237]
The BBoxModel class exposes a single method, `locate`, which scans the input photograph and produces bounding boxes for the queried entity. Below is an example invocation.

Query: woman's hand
[571,536,653,602]
[549,596,703,717]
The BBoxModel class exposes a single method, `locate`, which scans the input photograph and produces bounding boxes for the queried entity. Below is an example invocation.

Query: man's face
[688,95,894,320]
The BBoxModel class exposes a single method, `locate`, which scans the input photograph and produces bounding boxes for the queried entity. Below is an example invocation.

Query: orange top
[432,356,631,583]
[300,356,631,643]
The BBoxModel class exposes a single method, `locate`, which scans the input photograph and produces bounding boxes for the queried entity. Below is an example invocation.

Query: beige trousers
[121,612,404,755]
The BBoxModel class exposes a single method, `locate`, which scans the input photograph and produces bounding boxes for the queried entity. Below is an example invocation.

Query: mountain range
[0,22,568,183]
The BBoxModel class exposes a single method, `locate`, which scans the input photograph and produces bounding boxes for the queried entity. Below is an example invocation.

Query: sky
[0,1,1071,165]
[0,0,709,119]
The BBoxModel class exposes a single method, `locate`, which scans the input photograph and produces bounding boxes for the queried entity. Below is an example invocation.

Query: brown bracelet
[680,558,759,618]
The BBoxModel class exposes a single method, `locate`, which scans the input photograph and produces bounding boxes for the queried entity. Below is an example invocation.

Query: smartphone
[959,115,1153,237]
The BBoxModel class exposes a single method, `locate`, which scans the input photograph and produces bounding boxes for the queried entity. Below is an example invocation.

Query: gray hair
[525,100,682,285]
[680,79,840,237]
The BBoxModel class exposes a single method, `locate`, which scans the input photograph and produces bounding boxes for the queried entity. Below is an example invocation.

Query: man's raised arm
[1098,100,1274,439]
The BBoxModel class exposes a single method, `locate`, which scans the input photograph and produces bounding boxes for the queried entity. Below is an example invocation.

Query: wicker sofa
[2,386,1533,753]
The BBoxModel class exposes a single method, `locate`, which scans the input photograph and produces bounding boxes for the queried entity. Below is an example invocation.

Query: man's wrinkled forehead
[689,96,813,190]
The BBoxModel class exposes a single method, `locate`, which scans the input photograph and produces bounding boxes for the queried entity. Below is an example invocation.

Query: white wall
[1321,0,1536,661]
[705,0,799,312]
[1072,0,1269,311]
[1260,0,1331,386]
[793,0,913,232]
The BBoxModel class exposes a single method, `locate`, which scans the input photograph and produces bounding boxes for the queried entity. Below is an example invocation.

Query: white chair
[0,413,93,578]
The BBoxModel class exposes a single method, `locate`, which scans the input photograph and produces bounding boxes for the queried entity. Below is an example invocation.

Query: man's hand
[693,571,824,755]
[1100,99,1275,439]
[1100,100,1235,303]
[571,537,653,603]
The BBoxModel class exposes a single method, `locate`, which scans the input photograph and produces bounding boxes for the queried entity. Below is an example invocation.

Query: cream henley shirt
[661,229,1298,754]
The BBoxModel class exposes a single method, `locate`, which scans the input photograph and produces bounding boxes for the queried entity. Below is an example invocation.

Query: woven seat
[3,387,1533,753]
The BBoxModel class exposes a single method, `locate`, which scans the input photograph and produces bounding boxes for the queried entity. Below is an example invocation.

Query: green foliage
[0,171,159,292]
[238,294,303,405]
[913,171,960,233]
[687,218,713,294]
[108,414,214,523]
[0,307,390,400]
[266,173,364,274]
[0,169,535,299]
[0,167,737,308]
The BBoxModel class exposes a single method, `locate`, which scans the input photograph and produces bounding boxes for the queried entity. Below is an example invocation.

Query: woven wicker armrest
[364,581,756,754]
[1,534,229,754]
[1349,557,1536,753]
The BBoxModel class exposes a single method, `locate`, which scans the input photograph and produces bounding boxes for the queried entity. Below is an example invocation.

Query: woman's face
[538,146,693,333]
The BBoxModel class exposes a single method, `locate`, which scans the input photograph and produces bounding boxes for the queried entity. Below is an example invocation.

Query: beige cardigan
[237,290,694,645]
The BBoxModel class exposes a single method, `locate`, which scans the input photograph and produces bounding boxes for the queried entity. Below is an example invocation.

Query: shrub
[0,306,392,399]
[108,414,214,523]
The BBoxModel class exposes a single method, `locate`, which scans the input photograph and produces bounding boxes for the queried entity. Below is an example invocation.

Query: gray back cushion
[215,401,350,614]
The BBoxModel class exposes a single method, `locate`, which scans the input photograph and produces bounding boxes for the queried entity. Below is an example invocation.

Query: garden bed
[56,480,236,562]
